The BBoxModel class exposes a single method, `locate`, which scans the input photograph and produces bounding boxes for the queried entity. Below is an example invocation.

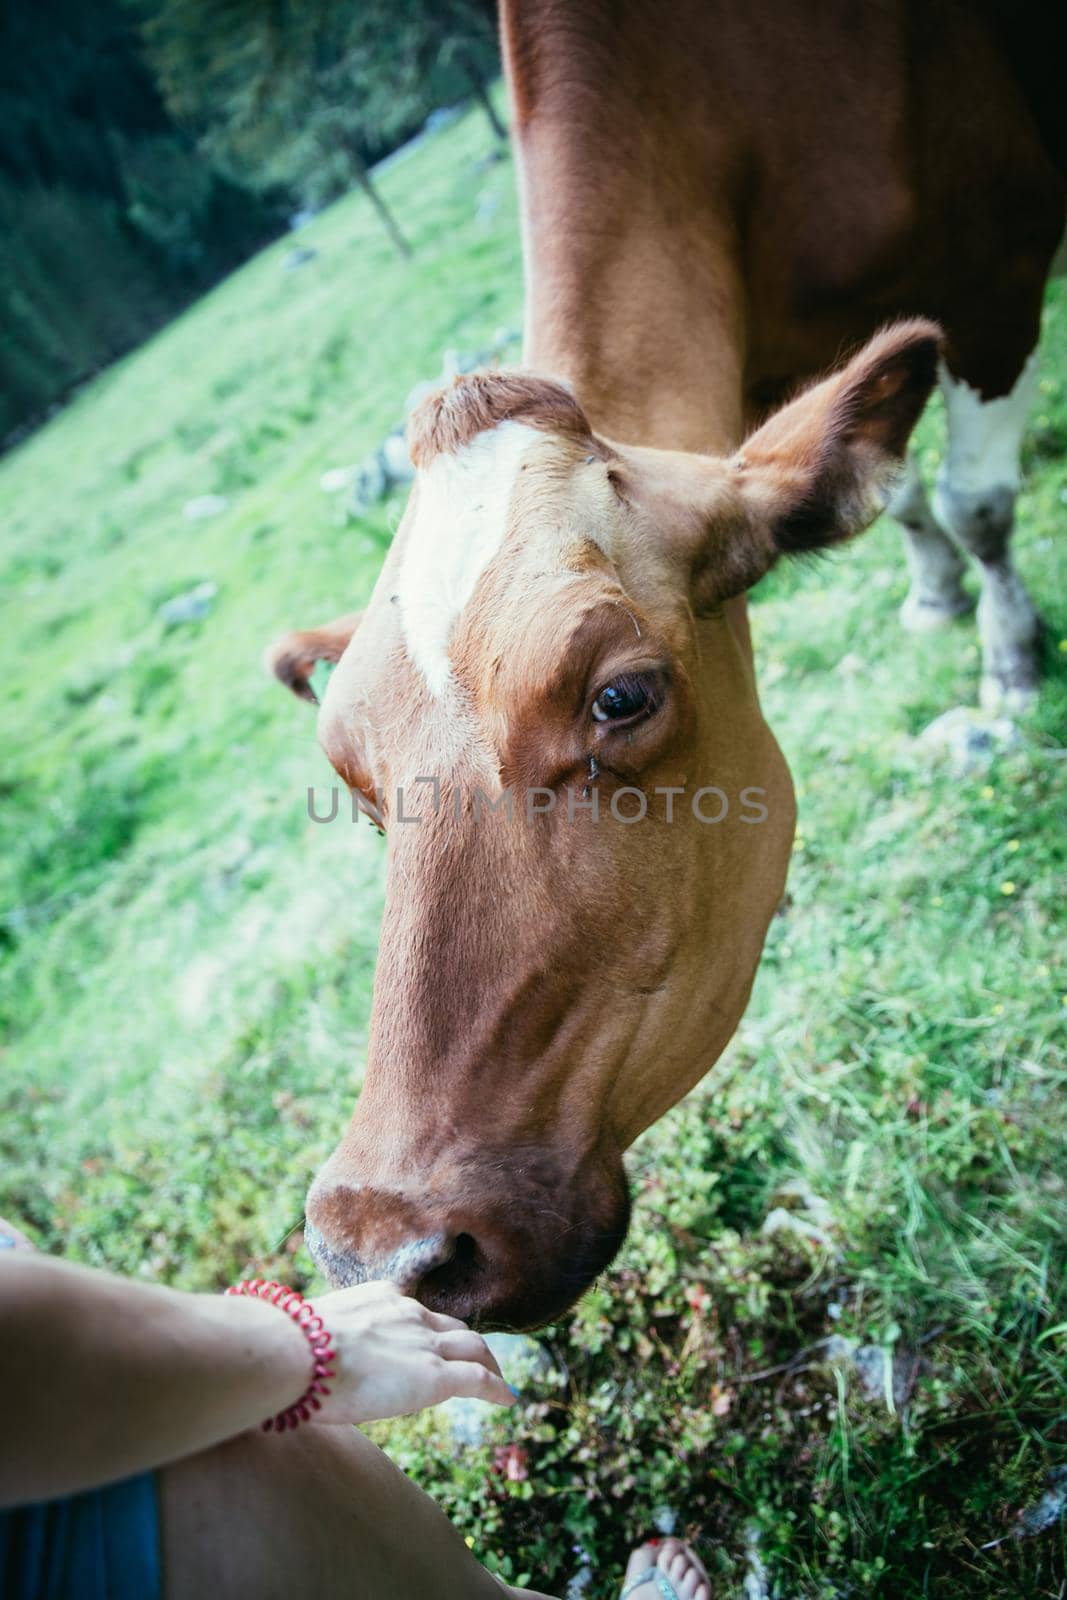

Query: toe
[622,1536,711,1599]
[679,1568,704,1600]
[656,1538,686,1580]
[623,1541,661,1590]
[657,1538,711,1599]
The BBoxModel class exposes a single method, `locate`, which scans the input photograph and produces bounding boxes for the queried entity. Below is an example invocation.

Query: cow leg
[932,352,1042,710]
[888,451,972,631]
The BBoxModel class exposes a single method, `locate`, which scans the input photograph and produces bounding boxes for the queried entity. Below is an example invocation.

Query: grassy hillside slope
[1,99,1065,1597]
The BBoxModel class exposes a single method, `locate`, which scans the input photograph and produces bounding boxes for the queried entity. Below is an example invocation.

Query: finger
[438,1359,516,1407]
[325,1279,403,1312]
[433,1330,504,1372]
[420,1308,469,1334]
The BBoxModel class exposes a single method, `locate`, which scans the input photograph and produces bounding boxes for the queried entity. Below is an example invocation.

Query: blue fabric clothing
[0,1472,161,1600]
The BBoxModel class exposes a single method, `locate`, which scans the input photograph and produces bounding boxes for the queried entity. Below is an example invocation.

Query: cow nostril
[426,1230,477,1280]
[451,1232,478,1271]
[419,1231,480,1304]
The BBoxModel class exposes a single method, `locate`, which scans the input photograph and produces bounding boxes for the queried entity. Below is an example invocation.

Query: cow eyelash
[590,671,665,725]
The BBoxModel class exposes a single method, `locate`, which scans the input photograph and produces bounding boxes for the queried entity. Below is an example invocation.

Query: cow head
[269,321,938,1328]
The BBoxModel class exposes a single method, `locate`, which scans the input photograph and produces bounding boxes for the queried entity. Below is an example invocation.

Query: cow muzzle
[303,1147,631,1330]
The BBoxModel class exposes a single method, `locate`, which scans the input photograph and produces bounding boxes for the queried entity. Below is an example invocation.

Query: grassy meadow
[1,98,1065,1598]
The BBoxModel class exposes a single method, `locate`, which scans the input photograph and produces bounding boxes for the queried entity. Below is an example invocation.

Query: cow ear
[694,320,941,607]
[264,610,364,703]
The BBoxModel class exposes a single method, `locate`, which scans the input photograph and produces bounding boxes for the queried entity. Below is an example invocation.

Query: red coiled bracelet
[225,1278,337,1432]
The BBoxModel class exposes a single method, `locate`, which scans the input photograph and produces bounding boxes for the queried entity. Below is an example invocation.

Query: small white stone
[182,494,229,521]
[917,706,1021,773]
[158,580,218,625]
[380,431,414,482]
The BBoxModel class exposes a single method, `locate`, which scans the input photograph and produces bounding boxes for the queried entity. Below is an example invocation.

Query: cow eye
[591,672,663,724]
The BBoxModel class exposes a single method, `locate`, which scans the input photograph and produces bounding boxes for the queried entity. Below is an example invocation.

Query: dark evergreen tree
[0,0,504,439]
[141,0,505,256]
[0,0,279,439]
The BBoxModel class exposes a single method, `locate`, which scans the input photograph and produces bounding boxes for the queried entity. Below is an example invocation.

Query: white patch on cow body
[397,422,541,695]
[938,350,1038,494]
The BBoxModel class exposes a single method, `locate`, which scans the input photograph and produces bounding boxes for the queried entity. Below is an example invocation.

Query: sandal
[621,1569,686,1600]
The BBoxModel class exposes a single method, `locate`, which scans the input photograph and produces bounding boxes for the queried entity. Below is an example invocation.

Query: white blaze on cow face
[397,421,542,696]
[937,350,1038,495]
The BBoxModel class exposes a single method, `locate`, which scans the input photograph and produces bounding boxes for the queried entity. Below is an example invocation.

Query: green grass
[1,96,1065,1597]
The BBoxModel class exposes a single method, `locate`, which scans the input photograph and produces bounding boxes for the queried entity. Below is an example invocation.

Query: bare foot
[621,1536,711,1600]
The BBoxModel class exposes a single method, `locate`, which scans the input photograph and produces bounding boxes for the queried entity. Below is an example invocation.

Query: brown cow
[267,2,1064,1329]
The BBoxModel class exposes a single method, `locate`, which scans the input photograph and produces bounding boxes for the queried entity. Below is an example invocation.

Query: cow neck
[523,271,745,457]
[504,0,747,456]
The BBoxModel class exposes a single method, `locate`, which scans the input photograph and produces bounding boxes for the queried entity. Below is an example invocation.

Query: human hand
[309,1280,516,1424]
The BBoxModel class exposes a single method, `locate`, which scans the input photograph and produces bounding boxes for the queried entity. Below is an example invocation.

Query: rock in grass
[982,1465,1067,1548]
[182,493,229,521]
[380,430,414,483]
[348,432,416,515]
[332,331,525,519]
[742,1523,771,1600]
[350,453,389,515]
[158,581,217,626]
[440,1333,556,1448]
[283,246,318,271]
[916,706,1021,774]
[825,1336,922,1409]
[1016,1465,1067,1538]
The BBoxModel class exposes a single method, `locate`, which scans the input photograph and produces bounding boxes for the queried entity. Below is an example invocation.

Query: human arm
[0,1251,512,1508]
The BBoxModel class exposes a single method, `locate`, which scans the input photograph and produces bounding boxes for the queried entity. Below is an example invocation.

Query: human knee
[160,1424,394,1599]
[165,1418,372,1523]
[231,1414,380,1495]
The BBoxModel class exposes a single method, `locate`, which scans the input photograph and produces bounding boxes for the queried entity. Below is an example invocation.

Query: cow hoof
[980,674,1038,716]
[900,588,974,633]
[978,613,1041,715]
